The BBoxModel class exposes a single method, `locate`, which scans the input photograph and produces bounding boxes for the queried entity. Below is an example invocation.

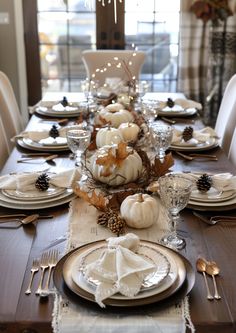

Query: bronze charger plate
[53,240,195,308]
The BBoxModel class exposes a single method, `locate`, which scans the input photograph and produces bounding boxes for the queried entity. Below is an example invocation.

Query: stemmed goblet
[66,125,91,169]
[149,123,173,162]
[141,100,159,125]
[158,173,192,249]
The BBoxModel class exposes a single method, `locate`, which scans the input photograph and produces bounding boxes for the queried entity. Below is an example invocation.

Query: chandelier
[85,0,123,24]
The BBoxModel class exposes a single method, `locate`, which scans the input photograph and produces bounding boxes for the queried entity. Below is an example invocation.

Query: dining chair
[0,71,24,151]
[214,74,236,155]
[82,50,146,86]
[228,127,236,168]
[0,116,11,170]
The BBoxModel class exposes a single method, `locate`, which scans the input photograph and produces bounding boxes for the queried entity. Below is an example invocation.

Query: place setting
[53,233,195,308]
[34,96,83,118]
[0,168,80,210]
[169,126,219,152]
[180,172,236,211]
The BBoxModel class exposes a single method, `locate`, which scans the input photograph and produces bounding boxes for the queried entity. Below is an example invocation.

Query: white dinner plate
[158,107,197,117]
[190,188,236,203]
[2,185,65,201]
[0,188,73,205]
[170,137,218,151]
[17,138,69,152]
[35,101,82,117]
[74,244,171,292]
[0,191,76,210]
[62,241,184,302]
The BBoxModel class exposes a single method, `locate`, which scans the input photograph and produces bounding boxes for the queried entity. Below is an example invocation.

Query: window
[26,0,180,99]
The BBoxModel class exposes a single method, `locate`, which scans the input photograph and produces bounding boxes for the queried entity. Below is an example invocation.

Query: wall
[0,0,28,125]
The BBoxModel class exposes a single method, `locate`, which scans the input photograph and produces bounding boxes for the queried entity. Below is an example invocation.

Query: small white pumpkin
[118,122,140,142]
[96,126,123,148]
[120,193,159,229]
[99,103,134,128]
[89,144,143,186]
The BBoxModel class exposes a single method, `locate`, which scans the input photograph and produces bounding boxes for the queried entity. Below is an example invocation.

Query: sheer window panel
[38,12,67,44]
[37,0,66,11]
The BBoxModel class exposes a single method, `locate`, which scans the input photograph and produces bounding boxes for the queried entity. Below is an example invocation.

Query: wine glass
[158,173,192,249]
[149,123,173,162]
[135,80,150,109]
[141,100,159,125]
[66,126,91,169]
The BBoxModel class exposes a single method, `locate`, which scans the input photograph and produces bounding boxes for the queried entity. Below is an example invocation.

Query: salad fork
[35,252,49,295]
[25,259,39,295]
[40,250,59,296]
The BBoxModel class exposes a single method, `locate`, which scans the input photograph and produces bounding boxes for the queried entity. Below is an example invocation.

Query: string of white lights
[84,0,123,24]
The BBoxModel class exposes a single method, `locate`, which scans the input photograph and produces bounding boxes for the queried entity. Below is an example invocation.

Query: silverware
[17,154,58,163]
[40,249,59,297]
[0,214,39,228]
[41,118,69,125]
[206,261,221,300]
[161,117,176,124]
[196,258,214,300]
[175,151,218,161]
[35,252,49,295]
[0,213,53,219]
[25,259,40,295]
[193,211,236,225]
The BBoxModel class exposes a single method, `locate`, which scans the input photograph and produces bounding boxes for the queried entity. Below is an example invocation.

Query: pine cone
[35,173,50,191]
[196,174,212,193]
[60,96,68,107]
[107,210,126,236]
[167,98,175,108]
[97,210,113,227]
[49,125,59,139]
[182,126,194,142]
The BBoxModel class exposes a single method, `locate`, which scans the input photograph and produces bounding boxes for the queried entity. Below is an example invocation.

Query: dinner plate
[17,138,69,152]
[70,245,179,300]
[70,243,173,292]
[35,101,82,118]
[0,188,73,205]
[23,138,68,149]
[158,107,197,117]
[2,185,65,201]
[0,191,76,210]
[190,188,236,203]
[55,240,191,307]
[187,193,236,211]
[170,137,218,152]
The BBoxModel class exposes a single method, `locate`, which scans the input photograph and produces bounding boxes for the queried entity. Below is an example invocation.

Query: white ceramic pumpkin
[99,103,134,128]
[96,126,123,148]
[89,144,143,186]
[120,193,159,229]
[118,122,140,142]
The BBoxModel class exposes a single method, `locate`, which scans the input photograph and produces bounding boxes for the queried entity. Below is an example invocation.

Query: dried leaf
[116,142,129,160]
[99,115,111,126]
[152,152,174,177]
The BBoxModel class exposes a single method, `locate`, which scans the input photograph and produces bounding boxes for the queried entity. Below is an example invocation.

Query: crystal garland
[84,0,123,24]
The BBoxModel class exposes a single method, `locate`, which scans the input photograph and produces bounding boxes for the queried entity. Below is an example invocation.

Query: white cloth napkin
[0,168,80,191]
[17,127,67,142]
[181,172,236,192]
[159,98,202,111]
[172,127,217,146]
[84,233,156,307]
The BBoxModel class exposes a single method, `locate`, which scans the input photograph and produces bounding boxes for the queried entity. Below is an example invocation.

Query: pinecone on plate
[60,96,68,107]
[182,126,194,142]
[49,125,59,139]
[196,174,212,192]
[35,173,50,191]
[167,98,175,108]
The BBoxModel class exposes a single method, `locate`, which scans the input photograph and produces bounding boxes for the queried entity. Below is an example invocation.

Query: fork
[40,250,59,296]
[25,259,39,295]
[35,252,49,295]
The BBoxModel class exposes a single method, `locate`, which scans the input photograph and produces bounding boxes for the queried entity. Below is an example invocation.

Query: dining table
[0,92,236,333]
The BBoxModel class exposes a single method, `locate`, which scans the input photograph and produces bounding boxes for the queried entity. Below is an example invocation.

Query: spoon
[206,261,221,300]
[17,154,58,163]
[196,258,214,300]
[0,214,39,228]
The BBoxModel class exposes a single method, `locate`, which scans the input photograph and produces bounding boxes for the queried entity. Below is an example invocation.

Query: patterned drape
[178,0,236,126]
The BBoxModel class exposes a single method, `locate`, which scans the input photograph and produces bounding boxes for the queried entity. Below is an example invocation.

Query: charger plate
[54,240,195,307]
[158,107,197,117]
[190,188,236,203]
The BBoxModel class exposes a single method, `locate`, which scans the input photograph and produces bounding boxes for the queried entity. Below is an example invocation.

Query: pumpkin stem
[137,193,144,202]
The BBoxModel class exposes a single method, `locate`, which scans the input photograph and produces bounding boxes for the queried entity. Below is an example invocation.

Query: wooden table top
[0,96,236,333]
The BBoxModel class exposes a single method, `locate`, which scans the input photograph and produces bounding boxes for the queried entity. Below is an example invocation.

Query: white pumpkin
[120,193,159,229]
[89,144,143,186]
[118,122,140,142]
[99,103,134,128]
[96,126,123,148]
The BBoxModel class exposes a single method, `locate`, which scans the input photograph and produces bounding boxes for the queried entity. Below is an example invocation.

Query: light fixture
[84,0,123,24]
